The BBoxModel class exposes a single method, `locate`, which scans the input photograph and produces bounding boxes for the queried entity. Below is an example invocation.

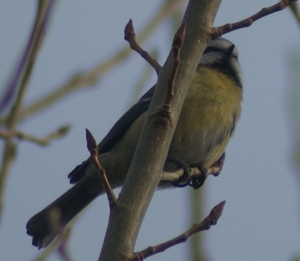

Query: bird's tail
[26,176,102,249]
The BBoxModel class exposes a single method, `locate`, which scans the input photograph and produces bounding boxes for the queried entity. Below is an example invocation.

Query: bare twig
[161,152,225,182]
[124,19,162,75]
[163,22,186,114]
[0,125,70,146]
[85,129,117,207]
[214,0,297,37]
[130,201,226,261]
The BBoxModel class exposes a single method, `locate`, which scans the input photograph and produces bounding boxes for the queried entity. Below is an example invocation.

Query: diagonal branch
[124,19,162,75]
[130,201,225,261]
[214,0,297,37]
[85,129,117,207]
[0,125,70,146]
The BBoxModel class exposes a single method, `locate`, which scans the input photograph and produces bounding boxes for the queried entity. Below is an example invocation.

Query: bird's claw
[167,157,191,188]
[167,156,208,189]
[189,165,207,189]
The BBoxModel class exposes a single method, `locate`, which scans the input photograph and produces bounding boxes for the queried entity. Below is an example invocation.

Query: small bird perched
[26,37,243,249]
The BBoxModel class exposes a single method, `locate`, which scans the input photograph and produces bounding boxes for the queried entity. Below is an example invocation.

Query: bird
[26,37,243,249]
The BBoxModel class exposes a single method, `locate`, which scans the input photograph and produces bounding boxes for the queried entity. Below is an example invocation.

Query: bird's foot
[166,156,191,188]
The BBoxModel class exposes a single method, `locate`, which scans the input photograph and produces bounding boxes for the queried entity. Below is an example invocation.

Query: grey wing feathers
[68,86,155,184]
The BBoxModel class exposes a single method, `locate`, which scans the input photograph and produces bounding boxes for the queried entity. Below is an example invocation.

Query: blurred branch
[292,254,300,261]
[0,0,56,223]
[0,125,70,146]
[189,189,207,261]
[57,228,73,261]
[290,2,300,26]
[32,226,72,261]
[0,0,185,126]
[130,201,225,261]
[129,49,158,106]
[0,0,56,112]
[287,50,300,183]
[1,0,56,119]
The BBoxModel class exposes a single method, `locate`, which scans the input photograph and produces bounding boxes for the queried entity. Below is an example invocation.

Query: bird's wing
[68,86,155,184]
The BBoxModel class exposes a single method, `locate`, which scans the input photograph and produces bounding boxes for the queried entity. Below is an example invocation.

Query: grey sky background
[1,1,300,260]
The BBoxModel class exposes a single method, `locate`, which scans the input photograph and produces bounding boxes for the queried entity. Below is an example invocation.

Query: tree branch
[130,201,225,261]
[214,0,297,37]
[0,125,70,146]
[124,19,162,75]
[98,1,221,260]
[85,129,117,206]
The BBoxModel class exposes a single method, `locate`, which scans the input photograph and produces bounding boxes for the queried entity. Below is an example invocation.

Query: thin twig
[124,19,162,75]
[214,0,297,37]
[130,201,226,261]
[85,129,117,207]
[0,125,70,146]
